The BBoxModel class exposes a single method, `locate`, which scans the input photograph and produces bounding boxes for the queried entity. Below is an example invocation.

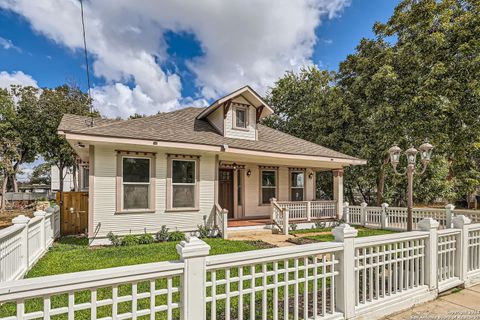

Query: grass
[26,237,260,278]
[303,227,398,242]
[289,227,332,235]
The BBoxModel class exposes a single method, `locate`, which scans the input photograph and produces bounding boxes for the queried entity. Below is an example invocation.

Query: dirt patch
[287,237,319,245]
[0,210,34,229]
[243,240,277,249]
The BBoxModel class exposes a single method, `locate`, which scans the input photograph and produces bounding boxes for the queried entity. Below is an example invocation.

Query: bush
[156,225,170,242]
[121,235,140,246]
[197,225,211,238]
[314,221,326,229]
[168,231,185,242]
[107,232,121,246]
[138,233,155,244]
[289,223,298,231]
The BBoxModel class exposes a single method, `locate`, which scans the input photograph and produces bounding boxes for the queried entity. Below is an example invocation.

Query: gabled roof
[59,107,363,163]
[196,85,274,120]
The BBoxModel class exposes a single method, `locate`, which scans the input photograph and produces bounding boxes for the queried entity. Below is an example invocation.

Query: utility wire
[79,0,94,126]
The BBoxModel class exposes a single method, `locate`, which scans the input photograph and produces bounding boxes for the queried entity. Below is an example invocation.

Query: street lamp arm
[392,165,407,176]
[415,162,429,175]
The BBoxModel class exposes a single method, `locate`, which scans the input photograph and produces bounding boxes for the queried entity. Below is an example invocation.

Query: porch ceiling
[218,153,346,169]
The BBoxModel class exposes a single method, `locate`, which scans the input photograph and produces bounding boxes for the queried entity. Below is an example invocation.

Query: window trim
[116,152,156,214]
[259,168,277,206]
[289,169,306,201]
[232,104,249,131]
[166,155,200,212]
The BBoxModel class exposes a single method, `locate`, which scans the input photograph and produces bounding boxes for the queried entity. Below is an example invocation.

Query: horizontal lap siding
[224,100,257,141]
[93,145,215,237]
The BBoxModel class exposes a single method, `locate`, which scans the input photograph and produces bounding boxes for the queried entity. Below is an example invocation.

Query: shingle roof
[59,107,361,161]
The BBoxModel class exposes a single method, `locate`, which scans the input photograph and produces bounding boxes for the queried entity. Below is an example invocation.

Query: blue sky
[0,0,399,118]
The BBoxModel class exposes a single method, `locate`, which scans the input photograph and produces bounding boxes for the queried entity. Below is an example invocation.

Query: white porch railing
[1,218,480,319]
[0,206,60,283]
[271,199,337,234]
[214,203,228,239]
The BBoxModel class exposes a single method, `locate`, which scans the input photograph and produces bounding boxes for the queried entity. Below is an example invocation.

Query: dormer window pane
[236,109,247,128]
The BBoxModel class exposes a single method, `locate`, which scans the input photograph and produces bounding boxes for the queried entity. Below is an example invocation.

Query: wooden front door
[219,169,234,218]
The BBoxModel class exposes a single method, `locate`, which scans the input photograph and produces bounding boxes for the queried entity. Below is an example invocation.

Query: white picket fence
[1,216,480,320]
[0,206,60,283]
[344,202,469,231]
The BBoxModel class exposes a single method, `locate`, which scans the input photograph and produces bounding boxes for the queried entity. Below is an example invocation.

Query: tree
[265,0,480,206]
[29,162,51,185]
[37,85,95,197]
[0,86,42,192]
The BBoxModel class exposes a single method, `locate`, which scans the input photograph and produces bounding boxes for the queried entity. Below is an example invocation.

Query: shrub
[121,235,140,246]
[107,232,121,246]
[156,225,170,242]
[197,225,211,238]
[138,233,155,244]
[168,231,185,242]
[289,223,298,231]
[314,221,326,229]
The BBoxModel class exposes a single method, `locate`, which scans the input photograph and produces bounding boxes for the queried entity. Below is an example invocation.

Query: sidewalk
[385,284,480,319]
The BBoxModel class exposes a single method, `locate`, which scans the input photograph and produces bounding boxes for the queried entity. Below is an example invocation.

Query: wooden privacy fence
[0,207,60,282]
[56,191,88,236]
[1,217,480,319]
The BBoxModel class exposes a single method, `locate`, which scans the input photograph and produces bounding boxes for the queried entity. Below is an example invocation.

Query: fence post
[418,218,439,291]
[333,223,358,319]
[343,202,349,223]
[34,210,47,250]
[381,203,389,229]
[360,202,367,226]
[12,215,31,273]
[445,204,455,229]
[222,209,228,240]
[177,236,211,320]
[283,208,289,236]
[306,201,311,221]
[453,215,471,284]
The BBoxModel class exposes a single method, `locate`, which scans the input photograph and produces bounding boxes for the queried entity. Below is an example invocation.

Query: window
[261,170,276,204]
[81,166,89,190]
[122,157,150,210]
[290,171,305,201]
[171,159,197,208]
[233,105,248,129]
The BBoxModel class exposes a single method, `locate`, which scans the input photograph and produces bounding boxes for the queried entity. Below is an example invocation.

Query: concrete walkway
[385,284,480,319]
[227,229,294,247]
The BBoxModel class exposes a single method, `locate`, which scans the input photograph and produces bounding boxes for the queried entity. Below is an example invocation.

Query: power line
[79,0,94,126]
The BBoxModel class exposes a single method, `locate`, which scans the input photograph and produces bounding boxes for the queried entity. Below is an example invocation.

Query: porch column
[333,169,344,220]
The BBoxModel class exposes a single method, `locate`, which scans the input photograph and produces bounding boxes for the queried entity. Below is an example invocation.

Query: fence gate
[56,192,88,236]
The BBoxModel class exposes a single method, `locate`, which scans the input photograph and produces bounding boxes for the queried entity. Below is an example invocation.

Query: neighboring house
[50,164,89,192]
[58,86,366,244]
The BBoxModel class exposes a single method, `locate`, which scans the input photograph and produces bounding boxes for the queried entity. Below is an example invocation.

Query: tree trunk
[376,168,385,206]
[1,176,7,213]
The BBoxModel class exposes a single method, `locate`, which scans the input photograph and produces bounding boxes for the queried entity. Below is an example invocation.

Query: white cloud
[0,0,350,117]
[0,71,38,88]
[0,36,21,52]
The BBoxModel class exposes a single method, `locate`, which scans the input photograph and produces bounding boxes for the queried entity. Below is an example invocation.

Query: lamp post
[388,140,433,231]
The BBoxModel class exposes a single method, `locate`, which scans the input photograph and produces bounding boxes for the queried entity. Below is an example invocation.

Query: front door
[219,169,234,218]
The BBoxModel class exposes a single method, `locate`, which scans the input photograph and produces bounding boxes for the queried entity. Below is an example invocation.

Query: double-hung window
[261,170,277,204]
[290,171,305,201]
[121,157,152,211]
[233,105,248,129]
[171,159,197,209]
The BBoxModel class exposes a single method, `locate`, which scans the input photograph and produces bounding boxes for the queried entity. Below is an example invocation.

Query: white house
[58,86,366,244]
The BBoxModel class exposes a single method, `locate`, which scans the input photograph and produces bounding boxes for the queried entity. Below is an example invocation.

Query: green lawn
[26,237,260,278]
[303,227,397,242]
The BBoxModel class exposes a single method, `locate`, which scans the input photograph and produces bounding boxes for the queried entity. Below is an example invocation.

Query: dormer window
[233,105,248,129]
